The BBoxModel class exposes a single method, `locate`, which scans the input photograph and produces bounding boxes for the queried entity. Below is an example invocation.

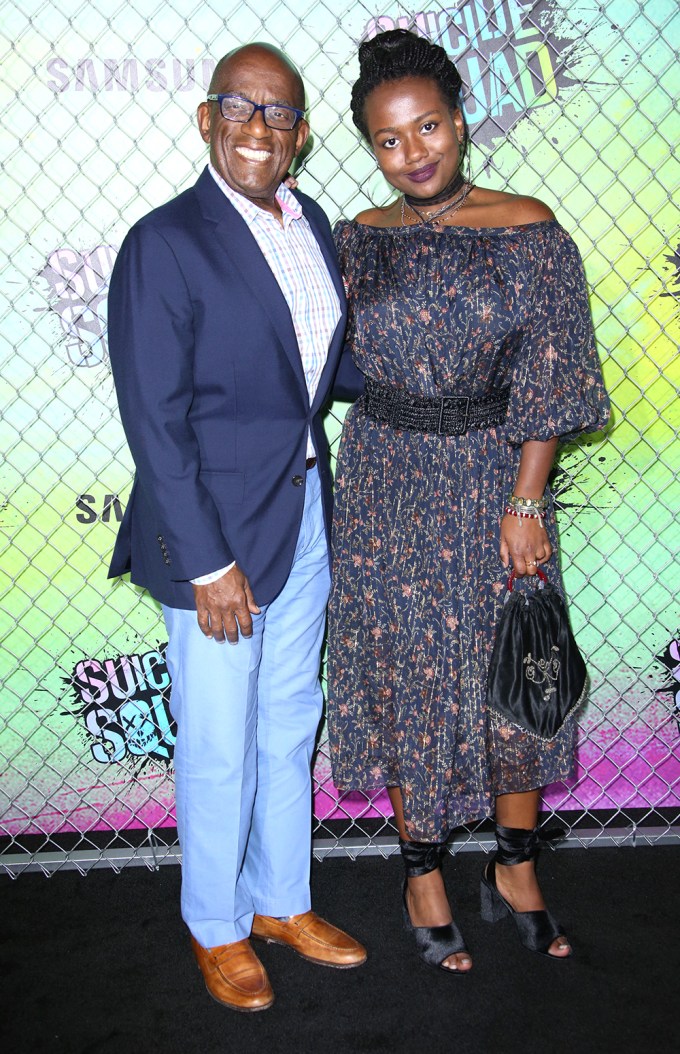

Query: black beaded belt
[362,377,511,436]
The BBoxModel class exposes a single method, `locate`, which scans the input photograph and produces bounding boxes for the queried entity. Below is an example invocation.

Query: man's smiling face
[197,45,308,214]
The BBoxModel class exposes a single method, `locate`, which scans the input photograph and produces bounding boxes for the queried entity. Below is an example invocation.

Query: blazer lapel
[194,168,305,389]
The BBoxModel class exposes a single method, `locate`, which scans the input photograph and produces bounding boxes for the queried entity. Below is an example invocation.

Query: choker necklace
[404,169,465,208]
[401,181,473,227]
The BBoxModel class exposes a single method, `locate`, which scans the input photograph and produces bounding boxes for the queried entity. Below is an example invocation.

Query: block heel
[479,825,572,959]
[480,867,510,923]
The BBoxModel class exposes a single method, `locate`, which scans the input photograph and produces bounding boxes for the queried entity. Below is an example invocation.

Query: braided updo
[351,29,467,153]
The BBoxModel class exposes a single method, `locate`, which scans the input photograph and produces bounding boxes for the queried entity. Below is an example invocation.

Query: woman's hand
[499,514,552,576]
[503,437,558,576]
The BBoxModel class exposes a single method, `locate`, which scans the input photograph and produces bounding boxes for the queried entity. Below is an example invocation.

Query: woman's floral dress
[327,219,610,842]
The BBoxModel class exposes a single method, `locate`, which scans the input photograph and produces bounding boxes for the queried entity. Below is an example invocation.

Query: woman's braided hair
[351,29,468,158]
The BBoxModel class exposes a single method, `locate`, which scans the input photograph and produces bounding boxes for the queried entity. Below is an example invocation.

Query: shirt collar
[208,163,302,227]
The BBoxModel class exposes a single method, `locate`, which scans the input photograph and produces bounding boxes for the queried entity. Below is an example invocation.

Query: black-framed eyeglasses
[206,93,305,131]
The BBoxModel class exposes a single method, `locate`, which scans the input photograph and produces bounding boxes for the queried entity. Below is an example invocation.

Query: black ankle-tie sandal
[399,837,470,973]
[480,824,572,958]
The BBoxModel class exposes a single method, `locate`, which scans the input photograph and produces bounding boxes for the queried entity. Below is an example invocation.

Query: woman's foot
[405,867,472,972]
[493,860,570,957]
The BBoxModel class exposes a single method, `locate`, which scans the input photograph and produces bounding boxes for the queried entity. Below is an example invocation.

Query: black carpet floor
[1,846,678,1054]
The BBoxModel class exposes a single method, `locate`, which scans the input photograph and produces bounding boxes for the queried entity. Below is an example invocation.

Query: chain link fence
[1,0,678,875]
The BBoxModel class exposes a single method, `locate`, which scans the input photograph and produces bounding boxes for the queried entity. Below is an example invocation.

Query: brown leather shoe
[251,911,367,968]
[191,937,274,1012]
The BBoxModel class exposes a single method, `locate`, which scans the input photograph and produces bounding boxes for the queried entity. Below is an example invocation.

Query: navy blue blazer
[107,166,348,609]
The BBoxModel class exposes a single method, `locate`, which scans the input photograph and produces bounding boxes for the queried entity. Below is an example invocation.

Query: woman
[327,29,610,973]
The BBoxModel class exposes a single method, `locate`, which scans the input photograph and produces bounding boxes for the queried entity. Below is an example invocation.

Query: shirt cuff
[190,562,235,585]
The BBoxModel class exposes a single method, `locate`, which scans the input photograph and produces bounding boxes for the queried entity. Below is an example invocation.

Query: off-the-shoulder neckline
[337,218,561,235]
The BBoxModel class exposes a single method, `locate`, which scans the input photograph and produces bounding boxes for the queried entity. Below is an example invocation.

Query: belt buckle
[438,395,469,435]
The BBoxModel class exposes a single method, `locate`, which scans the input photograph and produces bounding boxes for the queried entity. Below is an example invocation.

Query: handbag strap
[507,568,547,592]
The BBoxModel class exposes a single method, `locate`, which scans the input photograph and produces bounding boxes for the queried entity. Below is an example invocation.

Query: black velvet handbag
[486,570,588,739]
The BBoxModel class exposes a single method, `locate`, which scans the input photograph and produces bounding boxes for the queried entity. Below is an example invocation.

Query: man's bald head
[209,44,305,110]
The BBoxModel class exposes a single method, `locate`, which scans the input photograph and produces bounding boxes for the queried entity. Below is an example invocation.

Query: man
[107,43,365,1012]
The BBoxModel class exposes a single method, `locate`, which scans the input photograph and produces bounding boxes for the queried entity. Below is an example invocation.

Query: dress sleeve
[332,219,352,272]
[505,224,610,445]
[331,220,365,401]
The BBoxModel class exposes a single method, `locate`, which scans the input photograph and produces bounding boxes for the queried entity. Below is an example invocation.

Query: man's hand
[499,514,552,577]
[192,565,261,644]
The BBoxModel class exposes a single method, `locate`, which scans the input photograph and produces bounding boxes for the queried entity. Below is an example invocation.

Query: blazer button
[291,475,304,487]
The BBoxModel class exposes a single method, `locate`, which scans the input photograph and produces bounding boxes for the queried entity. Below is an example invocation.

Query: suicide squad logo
[363,1,575,145]
[67,647,176,768]
[39,246,115,367]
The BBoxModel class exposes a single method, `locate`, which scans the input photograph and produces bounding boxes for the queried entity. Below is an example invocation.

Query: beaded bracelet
[507,493,547,512]
[504,505,545,528]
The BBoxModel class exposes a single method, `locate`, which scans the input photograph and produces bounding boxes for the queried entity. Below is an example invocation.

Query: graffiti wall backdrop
[1,0,678,870]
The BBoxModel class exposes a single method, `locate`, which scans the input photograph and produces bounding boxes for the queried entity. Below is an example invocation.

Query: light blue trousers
[162,468,330,948]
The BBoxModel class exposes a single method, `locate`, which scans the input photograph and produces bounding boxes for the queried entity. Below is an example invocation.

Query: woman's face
[363,76,465,199]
